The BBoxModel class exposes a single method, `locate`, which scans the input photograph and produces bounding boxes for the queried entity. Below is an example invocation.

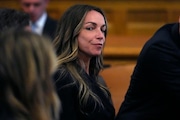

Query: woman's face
[78,10,106,58]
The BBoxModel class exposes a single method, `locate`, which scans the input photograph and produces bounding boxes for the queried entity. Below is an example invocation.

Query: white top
[30,12,47,35]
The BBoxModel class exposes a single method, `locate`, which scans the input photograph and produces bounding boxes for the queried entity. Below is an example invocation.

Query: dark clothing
[43,16,57,41]
[54,65,115,120]
[0,103,14,120]
[116,23,180,120]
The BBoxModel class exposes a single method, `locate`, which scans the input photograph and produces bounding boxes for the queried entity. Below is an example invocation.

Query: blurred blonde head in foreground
[0,29,60,120]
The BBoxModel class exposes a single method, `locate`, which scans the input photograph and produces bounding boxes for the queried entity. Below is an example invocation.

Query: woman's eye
[101,26,106,32]
[101,29,106,33]
[86,27,94,31]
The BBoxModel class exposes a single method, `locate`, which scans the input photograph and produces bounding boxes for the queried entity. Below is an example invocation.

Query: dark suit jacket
[43,16,58,41]
[116,23,180,120]
[0,102,14,120]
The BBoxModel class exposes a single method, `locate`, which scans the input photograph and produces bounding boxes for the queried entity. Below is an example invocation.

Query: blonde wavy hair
[0,29,60,120]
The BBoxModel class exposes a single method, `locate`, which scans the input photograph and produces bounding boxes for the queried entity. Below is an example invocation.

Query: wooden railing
[104,35,150,57]
[103,35,151,65]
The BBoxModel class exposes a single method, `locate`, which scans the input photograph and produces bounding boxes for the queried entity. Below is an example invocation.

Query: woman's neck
[78,53,91,74]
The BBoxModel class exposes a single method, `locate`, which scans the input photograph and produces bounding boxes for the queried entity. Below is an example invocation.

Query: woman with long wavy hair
[53,4,115,120]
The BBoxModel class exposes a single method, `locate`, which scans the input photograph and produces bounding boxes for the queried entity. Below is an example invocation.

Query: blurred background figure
[115,17,180,120]
[0,29,60,120]
[0,8,30,31]
[20,0,58,40]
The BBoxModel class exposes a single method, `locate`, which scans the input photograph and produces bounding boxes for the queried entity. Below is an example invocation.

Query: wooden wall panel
[126,9,168,35]
[100,64,135,114]
[1,1,180,65]
[0,1,180,36]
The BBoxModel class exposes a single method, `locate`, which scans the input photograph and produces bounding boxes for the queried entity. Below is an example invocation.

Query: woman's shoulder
[53,66,78,95]
[54,66,68,80]
[53,66,75,87]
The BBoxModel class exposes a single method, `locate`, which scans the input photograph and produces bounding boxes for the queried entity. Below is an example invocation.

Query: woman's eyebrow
[84,22,96,25]
[85,22,106,27]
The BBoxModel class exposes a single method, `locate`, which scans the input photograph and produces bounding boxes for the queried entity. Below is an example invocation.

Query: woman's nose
[96,29,104,39]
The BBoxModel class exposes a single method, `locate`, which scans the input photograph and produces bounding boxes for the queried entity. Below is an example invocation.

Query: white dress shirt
[30,12,47,35]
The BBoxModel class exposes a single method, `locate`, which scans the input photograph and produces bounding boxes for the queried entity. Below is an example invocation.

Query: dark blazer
[0,102,14,120]
[43,16,58,41]
[54,65,115,120]
[116,23,180,120]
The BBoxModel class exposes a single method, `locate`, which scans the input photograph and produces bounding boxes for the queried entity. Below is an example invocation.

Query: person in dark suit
[115,18,180,120]
[20,0,57,40]
[43,16,57,40]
